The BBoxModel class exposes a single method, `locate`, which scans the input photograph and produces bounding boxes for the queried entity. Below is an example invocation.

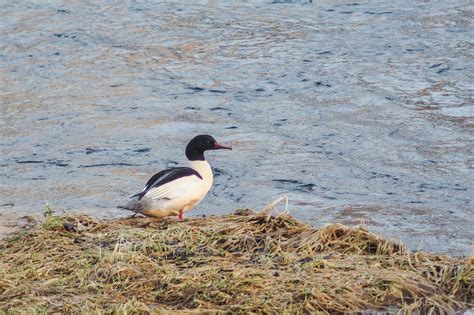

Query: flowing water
[1,0,473,256]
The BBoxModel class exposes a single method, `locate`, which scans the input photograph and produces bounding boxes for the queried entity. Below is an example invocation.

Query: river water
[1,0,472,256]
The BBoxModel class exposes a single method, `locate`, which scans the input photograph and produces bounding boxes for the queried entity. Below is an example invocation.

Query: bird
[118,135,232,220]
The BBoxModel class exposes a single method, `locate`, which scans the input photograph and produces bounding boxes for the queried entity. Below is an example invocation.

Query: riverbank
[0,207,472,313]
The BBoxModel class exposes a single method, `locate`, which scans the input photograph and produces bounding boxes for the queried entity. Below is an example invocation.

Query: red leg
[178,212,183,221]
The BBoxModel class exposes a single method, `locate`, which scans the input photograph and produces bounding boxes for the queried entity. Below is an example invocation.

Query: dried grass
[0,208,472,313]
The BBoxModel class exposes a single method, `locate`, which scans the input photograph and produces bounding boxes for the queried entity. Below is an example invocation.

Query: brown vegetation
[0,208,472,313]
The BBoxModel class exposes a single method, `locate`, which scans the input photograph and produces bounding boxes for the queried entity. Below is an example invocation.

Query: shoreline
[1,208,471,258]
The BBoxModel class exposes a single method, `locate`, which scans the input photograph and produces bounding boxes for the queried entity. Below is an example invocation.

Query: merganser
[118,135,232,220]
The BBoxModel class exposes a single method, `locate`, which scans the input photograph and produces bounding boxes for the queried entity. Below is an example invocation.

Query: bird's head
[185,135,232,161]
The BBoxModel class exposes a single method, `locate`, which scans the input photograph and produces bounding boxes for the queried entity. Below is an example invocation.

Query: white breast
[189,160,213,194]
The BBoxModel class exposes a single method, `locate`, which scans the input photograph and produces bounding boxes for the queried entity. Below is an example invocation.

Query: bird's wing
[133,167,202,200]
[144,175,203,200]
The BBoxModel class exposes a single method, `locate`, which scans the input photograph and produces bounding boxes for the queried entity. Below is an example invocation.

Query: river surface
[1,0,473,256]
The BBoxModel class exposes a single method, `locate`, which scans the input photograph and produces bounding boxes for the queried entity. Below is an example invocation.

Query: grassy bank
[0,208,472,313]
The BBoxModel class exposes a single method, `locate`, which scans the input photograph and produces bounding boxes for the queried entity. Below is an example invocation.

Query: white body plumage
[137,161,213,218]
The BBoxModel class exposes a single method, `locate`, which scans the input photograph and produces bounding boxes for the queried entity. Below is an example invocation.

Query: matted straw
[0,202,472,313]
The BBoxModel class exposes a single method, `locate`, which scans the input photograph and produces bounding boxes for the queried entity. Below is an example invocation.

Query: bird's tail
[117,199,144,213]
